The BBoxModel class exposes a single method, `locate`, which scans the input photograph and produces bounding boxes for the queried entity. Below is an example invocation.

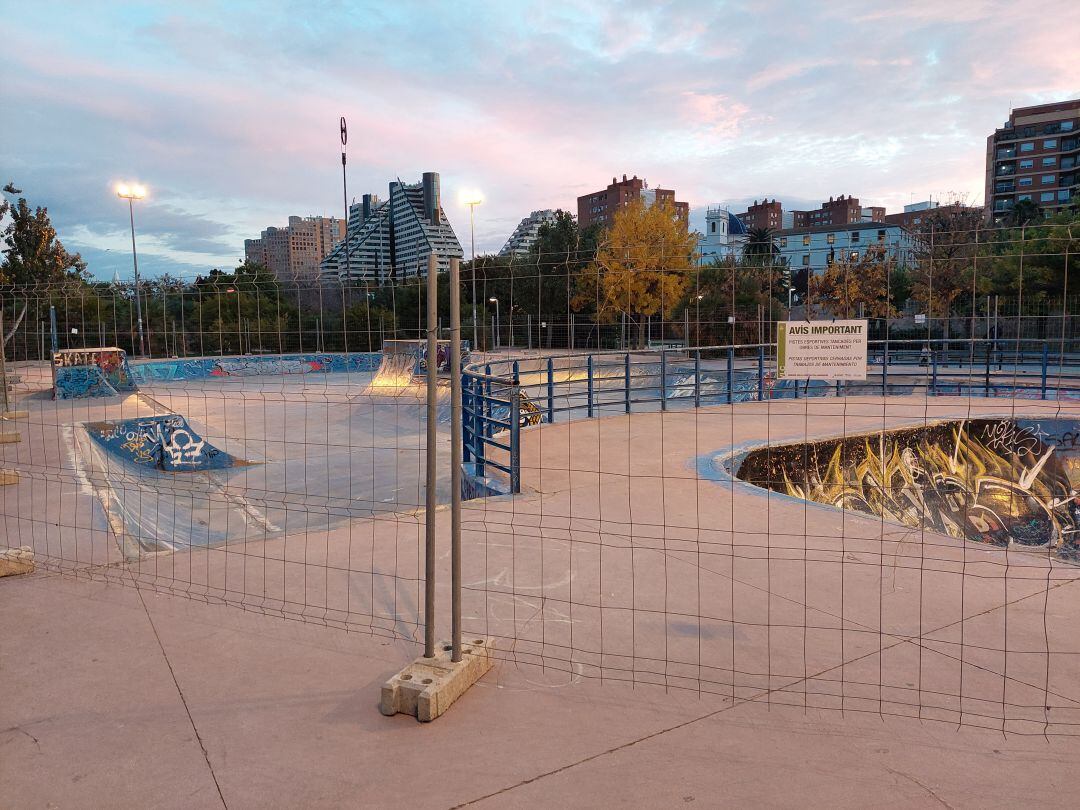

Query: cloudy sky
[3,0,1078,279]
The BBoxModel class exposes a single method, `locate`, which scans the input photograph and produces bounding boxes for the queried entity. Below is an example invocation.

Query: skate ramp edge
[85,414,251,472]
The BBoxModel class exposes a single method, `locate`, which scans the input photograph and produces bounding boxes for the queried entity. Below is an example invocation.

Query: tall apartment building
[737,199,782,230]
[499,209,558,257]
[791,195,879,227]
[320,172,463,282]
[577,174,689,229]
[244,215,345,279]
[738,196,885,231]
[986,98,1080,222]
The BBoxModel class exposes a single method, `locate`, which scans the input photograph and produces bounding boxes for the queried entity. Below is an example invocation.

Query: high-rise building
[791,195,869,228]
[737,199,783,230]
[576,174,689,229]
[986,99,1080,222]
[499,210,558,257]
[244,215,345,280]
[319,172,463,282]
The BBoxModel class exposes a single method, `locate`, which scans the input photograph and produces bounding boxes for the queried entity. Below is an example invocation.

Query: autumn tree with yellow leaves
[573,198,697,347]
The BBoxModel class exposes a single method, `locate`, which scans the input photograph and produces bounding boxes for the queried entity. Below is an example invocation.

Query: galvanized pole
[449,257,463,662]
[424,253,438,659]
[340,117,352,284]
[127,197,145,357]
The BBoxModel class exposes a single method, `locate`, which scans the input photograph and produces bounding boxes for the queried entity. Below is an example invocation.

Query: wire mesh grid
[2,216,1079,735]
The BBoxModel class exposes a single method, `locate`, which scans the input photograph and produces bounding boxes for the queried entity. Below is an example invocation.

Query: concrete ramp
[54,348,137,399]
[85,414,249,472]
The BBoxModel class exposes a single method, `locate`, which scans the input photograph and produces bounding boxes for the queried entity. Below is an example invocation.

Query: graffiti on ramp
[86,415,250,472]
[54,348,137,399]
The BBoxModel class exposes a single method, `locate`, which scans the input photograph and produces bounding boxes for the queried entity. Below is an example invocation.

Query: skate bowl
[53,348,137,399]
[734,416,1080,561]
[85,414,250,472]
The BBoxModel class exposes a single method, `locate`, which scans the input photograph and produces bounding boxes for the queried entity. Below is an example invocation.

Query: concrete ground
[4,362,1080,807]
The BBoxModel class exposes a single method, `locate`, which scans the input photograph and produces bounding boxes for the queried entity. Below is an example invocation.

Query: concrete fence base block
[0,469,19,486]
[380,638,495,722]
[0,546,35,577]
[2,410,29,420]
[0,432,21,444]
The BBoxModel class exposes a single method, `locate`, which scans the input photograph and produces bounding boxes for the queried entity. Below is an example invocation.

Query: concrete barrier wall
[737,417,1080,559]
[129,352,381,383]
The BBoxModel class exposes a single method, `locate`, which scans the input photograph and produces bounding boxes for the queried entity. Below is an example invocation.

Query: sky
[2,0,1079,280]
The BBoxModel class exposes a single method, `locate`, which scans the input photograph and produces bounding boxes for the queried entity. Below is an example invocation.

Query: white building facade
[498,209,558,257]
[697,206,749,264]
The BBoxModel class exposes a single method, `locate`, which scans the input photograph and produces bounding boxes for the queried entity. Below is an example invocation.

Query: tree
[743,226,779,265]
[574,199,697,347]
[808,244,904,320]
[1006,198,1042,228]
[909,206,986,336]
[1,182,88,288]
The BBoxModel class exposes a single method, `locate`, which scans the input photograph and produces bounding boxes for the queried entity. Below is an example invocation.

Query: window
[1020,142,1035,152]
[802,235,810,246]
[878,229,886,242]
[1020,159,1034,169]
[826,233,835,244]
[1019,177,1033,187]
[1043,157,1057,166]
[850,251,859,261]
[1042,175,1055,184]
[850,231,860,242]
[1019,194,1032,201]
[1060,190,1072,201]
[1063,121,1075,132]
[1044,139,1057,149]
[802,254,810,266]
[1040,192,1054,202]
[710,221,716,233]
[779,237,788,247]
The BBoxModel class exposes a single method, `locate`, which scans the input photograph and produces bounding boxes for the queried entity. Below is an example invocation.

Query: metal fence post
[462,373,472,464]
[726,346,734,405]
[423,253,438,659]
[660,349,668,411]
[694,349,701,408]
[474,376,485,477]
[547,356,554,423]
[757,345,765,401]
[1041,342,1049,400]
[449,257,463,662]
[485,363,493,441]
[510,381,521,494]
[624,352,631,413]
[587,354,594,418]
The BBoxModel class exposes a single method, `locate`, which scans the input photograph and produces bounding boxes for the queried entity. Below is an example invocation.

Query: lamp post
[116,183,147,356]
[488,296,500,350]
[463,194,483,348]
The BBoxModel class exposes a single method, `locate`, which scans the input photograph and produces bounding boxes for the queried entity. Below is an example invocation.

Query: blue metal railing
[461,338,1080,496]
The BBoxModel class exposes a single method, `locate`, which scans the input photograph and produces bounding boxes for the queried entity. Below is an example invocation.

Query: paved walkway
[5,387,1080,807]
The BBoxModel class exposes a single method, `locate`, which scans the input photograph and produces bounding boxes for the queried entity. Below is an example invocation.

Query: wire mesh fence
[2,218,1079,734]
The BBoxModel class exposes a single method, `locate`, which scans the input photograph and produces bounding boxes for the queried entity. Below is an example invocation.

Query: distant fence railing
[462,337,1080,495]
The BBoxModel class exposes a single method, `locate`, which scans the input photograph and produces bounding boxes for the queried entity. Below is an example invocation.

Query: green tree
[1,182,87,288]
[574,199,697,347]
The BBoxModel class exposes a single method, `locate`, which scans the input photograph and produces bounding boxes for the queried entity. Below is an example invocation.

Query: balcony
[995,182,1015,193]
[993,200,1015,212]
[996,147,1017,159]
[997,164,1016,176]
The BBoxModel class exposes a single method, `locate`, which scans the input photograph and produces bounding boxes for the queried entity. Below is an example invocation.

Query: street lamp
[116,182,147,357]
[488,296,500,350]
[461,191,483,348]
